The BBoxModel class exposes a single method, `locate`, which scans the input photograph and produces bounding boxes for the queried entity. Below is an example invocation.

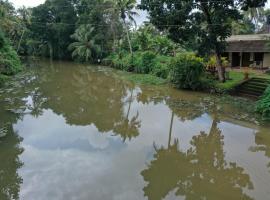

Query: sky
[10,0,45,8]
[9,0,148,25]
[9,0,270,8]
[8,0,270,25]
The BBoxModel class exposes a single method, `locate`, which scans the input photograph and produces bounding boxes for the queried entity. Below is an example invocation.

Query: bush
[134,51,156,74]
[151,55,171,79]
[0,31,22,76]
[256,86,270,121]
[0,74,8,85]
[169,53,205,90]
[109,52,133,71]
[109,51,172,78]
[0,45,22,75]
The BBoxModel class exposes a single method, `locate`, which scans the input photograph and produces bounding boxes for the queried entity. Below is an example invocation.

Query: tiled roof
[225,34,270,52]
[226,34,270,42]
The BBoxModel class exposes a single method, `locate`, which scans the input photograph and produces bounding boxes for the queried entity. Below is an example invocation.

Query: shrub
[151,55,171,79]
[256,86,270,121]
[109,52,133,71]
[0,74,8,85]
[109,51,171,79]
[134,51,156,74]
[0,31,22,76]
[169,53,205,90]
[110,51,156,74]
[0,44,22,75]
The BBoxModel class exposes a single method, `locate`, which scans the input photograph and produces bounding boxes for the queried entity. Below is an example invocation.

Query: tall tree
[140,0,267,82]
[77,0,123,58]
[30,0,78,59]
[107,0,138,56]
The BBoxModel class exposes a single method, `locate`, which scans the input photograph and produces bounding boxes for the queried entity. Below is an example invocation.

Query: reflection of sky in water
[16,109,124,152]
[13,98,270,200]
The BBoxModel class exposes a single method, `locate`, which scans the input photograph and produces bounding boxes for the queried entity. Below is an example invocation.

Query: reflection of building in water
[0,125,23,200]
[141,118,254,200]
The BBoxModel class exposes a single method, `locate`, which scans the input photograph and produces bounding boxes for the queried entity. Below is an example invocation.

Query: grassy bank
[120,73,167,85]
[215,71,245,91]
[215,71,270,92]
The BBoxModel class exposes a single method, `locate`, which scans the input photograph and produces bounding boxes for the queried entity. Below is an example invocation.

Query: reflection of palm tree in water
[141,117,253,200]
[113,88,141,142]
[167,111,174,148]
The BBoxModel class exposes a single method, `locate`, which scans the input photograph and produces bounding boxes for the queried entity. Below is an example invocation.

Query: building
[224,34,270,69]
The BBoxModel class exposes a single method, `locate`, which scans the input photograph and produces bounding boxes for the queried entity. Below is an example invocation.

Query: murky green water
[0,59,270,200]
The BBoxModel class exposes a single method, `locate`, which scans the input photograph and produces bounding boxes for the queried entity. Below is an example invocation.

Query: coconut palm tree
[244,7,264,31]
[106,0,138,56]
[68,25,101,62]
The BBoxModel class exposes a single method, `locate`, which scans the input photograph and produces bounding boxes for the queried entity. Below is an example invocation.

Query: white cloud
[9,0,45,8]
[267,1,270,8]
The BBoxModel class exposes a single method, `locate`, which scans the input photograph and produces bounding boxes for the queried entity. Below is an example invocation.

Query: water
[0,59,270,200]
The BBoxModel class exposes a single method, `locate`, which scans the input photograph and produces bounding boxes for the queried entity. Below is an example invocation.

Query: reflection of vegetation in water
[1,64,142,142]
[141,119,253,200]
[167,95,257,124]
[168,99,205,121]
[250,128,270,170]
[35,65,142,141]
[0,126,23,200]
[113,89,141,141]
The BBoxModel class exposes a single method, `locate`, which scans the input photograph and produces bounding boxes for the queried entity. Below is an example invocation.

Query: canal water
[0,60,270,200]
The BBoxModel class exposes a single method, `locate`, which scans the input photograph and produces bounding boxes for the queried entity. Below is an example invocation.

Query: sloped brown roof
[225,34,270,52]
[226,34,270,41]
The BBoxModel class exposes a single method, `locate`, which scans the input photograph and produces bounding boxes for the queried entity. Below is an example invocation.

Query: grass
[216,71,245,90]
[249,72,270,80]
[120,72,167,85]
[215,71,270,91]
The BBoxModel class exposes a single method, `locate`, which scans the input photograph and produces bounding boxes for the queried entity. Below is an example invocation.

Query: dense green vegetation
[169,54,205,90]
[256,86,270,121]
[0,30,22,85]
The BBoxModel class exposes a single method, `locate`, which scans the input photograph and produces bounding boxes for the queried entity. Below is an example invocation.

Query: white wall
[263,53,270,68]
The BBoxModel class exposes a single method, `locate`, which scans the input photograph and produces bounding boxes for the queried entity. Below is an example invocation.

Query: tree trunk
[17,29,25,53]
[126,89,133,119]
[123,19,133,56]
[168,111,174,148]
[215,53,225,82]
[48,42,53,61]
[112,23,116,53]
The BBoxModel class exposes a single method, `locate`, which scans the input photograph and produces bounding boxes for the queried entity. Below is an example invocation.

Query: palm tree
[68,25,100,62]
[113,88,141,141]
[106,0,138,56]
[244,7,264,31]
